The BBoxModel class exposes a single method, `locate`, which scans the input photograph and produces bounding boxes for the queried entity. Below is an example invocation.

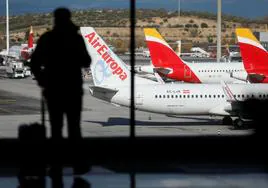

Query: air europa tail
[144,28,200,83]
[236,28,268,73]
[80,27,155,88]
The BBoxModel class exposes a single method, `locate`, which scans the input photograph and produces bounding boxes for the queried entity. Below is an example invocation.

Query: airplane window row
[198,69,243,73]
[233,94,268,98]
[155,94,225,99]
[154,94,268,99]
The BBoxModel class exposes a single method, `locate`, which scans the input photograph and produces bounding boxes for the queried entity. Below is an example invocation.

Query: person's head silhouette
[53,7,76,30]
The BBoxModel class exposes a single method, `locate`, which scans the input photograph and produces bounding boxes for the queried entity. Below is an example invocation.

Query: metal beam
[6,0,9,54]
[217,0,221,62]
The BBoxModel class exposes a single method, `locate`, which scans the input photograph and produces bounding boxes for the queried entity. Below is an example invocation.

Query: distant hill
[0,9,267,52]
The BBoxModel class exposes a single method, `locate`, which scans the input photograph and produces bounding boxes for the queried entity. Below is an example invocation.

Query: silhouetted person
[30,7,91,176]
[30,7,91,140]
[241,98,268,136]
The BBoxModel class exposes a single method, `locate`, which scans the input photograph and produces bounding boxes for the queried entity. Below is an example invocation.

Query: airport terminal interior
[0,0,268,187]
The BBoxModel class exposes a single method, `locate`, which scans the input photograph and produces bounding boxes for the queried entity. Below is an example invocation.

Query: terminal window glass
[0,0,257,142]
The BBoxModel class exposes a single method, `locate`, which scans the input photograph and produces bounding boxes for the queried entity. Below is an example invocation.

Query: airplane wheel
[222,116,232,125]
[233,119,244,129]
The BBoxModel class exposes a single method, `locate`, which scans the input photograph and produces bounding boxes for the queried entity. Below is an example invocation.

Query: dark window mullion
[130,0,136,140]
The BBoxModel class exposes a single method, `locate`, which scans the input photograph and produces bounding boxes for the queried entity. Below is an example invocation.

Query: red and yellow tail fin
[28,26,33,48]
[28,26,34,49]
[144,28,184,69]
[236,28,268,73]
[144,28,200,83]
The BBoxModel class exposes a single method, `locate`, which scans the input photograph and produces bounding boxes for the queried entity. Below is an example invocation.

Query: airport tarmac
[0,72,254,138]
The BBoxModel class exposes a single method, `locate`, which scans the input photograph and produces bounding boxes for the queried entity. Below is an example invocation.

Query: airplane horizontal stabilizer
[88,85,118,94]
[247,73,266,83]
[154,67,172,75]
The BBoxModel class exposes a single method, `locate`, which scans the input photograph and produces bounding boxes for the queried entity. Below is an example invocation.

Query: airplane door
[184,65,192,78]
[136,92,144,106]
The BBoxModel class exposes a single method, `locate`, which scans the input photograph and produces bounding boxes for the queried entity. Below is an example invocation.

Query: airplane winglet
[221,80,236,102]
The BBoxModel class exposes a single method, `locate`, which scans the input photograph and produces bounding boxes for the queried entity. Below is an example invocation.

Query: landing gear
[222,116,233,125]
[222,116,248,129]
[233,118,244,129]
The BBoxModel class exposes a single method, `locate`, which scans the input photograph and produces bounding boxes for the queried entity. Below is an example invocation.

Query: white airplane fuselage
[92,83,268,117]
[81,26,268,123]
[135,61,246,83]
[185,62,245,83]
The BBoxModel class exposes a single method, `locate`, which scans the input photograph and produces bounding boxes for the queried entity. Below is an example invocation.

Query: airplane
[235,28,268,83]
[139,28,247,84]
[0,26,35,63]
[80,26,268,129]
[20,26,35,61]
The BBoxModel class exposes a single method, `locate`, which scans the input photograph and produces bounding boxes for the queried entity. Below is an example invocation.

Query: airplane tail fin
[80,27,155,88]
[144,28,200,83]
[28,26,34,49]
[144,28,186,70]
[20,26,34,61]
[236,28,268,73]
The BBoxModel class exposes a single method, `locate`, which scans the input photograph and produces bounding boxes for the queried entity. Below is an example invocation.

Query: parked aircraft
[141,28,246,83]
[20,26,35,61]
[0,26,35,63]
[80,27,268,128]
[235,28,268,83]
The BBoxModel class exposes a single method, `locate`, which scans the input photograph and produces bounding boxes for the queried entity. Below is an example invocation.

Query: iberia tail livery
[236,28,268,83]
[21,26,34,61]
[28,26,34,48]
[144,28,201,83]
[144,28,245,84]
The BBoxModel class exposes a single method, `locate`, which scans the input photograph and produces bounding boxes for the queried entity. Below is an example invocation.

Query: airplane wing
[221,80,237,102]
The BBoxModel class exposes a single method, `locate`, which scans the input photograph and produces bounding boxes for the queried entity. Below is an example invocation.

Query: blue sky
[0,0,268,19]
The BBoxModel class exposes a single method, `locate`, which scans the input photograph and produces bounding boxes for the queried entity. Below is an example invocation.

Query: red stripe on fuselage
[146,41,201,83]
